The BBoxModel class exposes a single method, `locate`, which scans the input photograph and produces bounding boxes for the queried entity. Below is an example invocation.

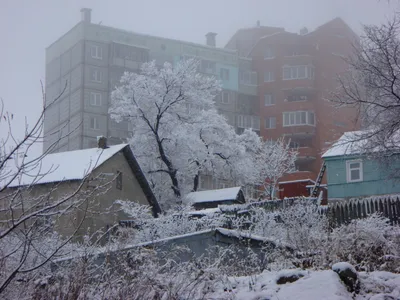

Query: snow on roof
[279,179,315,185]
[322,131,367,158]
[8,144,128,187]
[186,187,242,203]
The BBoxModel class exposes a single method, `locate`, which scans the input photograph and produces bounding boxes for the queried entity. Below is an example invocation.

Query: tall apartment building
[44,8,259,155]
[226,18,359,182]
[44,9,358,194]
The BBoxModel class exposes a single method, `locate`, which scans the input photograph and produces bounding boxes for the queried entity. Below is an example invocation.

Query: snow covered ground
[208,269,400,300]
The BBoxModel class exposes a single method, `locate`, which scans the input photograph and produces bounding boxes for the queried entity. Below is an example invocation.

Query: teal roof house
[322,131,400,199]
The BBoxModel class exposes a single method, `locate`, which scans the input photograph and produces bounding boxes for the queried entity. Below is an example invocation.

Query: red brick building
[226,18,359,194]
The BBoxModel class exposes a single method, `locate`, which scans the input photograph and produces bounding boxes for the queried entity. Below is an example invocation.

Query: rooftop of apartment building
[47,8,357,62]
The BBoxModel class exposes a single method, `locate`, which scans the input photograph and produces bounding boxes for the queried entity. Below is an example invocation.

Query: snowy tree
[0,86,110,295]
[332,15,400,173]
[258,138,297,199]
[110,59,265,205]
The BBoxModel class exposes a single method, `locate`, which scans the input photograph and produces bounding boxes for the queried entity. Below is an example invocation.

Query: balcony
[282,54,314,65]
[238,83,258,96]
[282,125,316,138]
[296,147,317,162]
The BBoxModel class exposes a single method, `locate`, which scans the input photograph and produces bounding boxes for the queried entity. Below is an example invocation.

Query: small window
[90,92,102,106]
[346,160,363,183]
[220,68,230,80]
[90,117,100,130]
[288,95,308,102]
[221,91,230,104]
[201,60,216,74]
[265,117,276,129]
[264,47,274,59]
[116,171,122,190]
[90,68,102,83]
[264,71,274,82]
[90,45,103,60]
[264,94,275,106]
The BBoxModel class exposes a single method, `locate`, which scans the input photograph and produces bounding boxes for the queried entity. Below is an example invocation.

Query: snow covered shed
[1,141,161,237]
[186,187,245,210]
[322,131,400,199]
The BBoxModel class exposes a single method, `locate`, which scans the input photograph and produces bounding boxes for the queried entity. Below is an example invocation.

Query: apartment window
[346,160,363,183]
[220,68,230,80]
[287,94,308,102]
[239,71,257,85]
[201,60,216,74]
[264,94,275,106]
[237,115,260,130]
[264,71,275,82]
[116,171,123,190]
[90,117,100,130]
[264,47,274,59]
[90,92,102,106]
[90,68,102,83]
[283,65,314,80]
[90,45,103,59]
[283,111,315,126]
[334,121,347,127]
[221,91,230,104]
[265,117,276,129]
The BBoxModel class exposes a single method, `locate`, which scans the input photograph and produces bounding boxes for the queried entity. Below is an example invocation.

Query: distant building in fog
[44,9,358,196]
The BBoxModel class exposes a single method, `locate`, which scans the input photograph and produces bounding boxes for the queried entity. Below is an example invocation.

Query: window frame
[221,91,230,104]
[90,92,102,106]
[264,94,275,106]
[282,65,315,80]
[90,45,103,60]
[239,71,257,85]
[264,71,275,82]
[220,68,230,81]
[116,171,123,190]
[265,117,276,129]
[90,117,100,130]
[90,68,103,83]
[346,159,363,183]
[264,47,275,60]
[282,111,316,127]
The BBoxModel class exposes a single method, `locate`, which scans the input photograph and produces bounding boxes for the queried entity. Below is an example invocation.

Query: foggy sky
[0,0,397,152]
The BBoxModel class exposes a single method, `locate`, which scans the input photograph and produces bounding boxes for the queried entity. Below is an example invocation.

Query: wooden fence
[328,196,400,226]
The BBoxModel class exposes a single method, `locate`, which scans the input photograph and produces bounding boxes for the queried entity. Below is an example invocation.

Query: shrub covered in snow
[327,213,394,271]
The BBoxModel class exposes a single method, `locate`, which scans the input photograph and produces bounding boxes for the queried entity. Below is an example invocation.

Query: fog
[0,0,397,151]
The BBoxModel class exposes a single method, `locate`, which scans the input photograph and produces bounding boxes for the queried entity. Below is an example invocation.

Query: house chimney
[205,32,217,47]
[80,8,92,23]
[97,136,108,149]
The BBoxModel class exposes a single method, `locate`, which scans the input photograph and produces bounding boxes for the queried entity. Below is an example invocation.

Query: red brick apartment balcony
[296,147,317,162]
[282,54,314,65]
[282,125,316,138]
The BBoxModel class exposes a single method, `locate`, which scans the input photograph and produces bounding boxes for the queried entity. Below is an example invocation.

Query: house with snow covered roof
[186,187,245,210]
[322,131,400,199]
[1,137,161,237]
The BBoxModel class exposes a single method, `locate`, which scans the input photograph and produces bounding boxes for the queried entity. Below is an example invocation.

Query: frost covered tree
[110,59,265,204]
[332,15,400,170]
[0,86,108,295]
[259,138,297,199]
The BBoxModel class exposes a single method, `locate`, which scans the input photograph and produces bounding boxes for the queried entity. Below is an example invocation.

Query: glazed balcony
[282,125,316,138]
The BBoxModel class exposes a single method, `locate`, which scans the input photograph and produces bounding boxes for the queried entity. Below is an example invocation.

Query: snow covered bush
[245,200,329,269]
[115,200,228,244]
[31,244,224,300]
[327,213,393,271]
